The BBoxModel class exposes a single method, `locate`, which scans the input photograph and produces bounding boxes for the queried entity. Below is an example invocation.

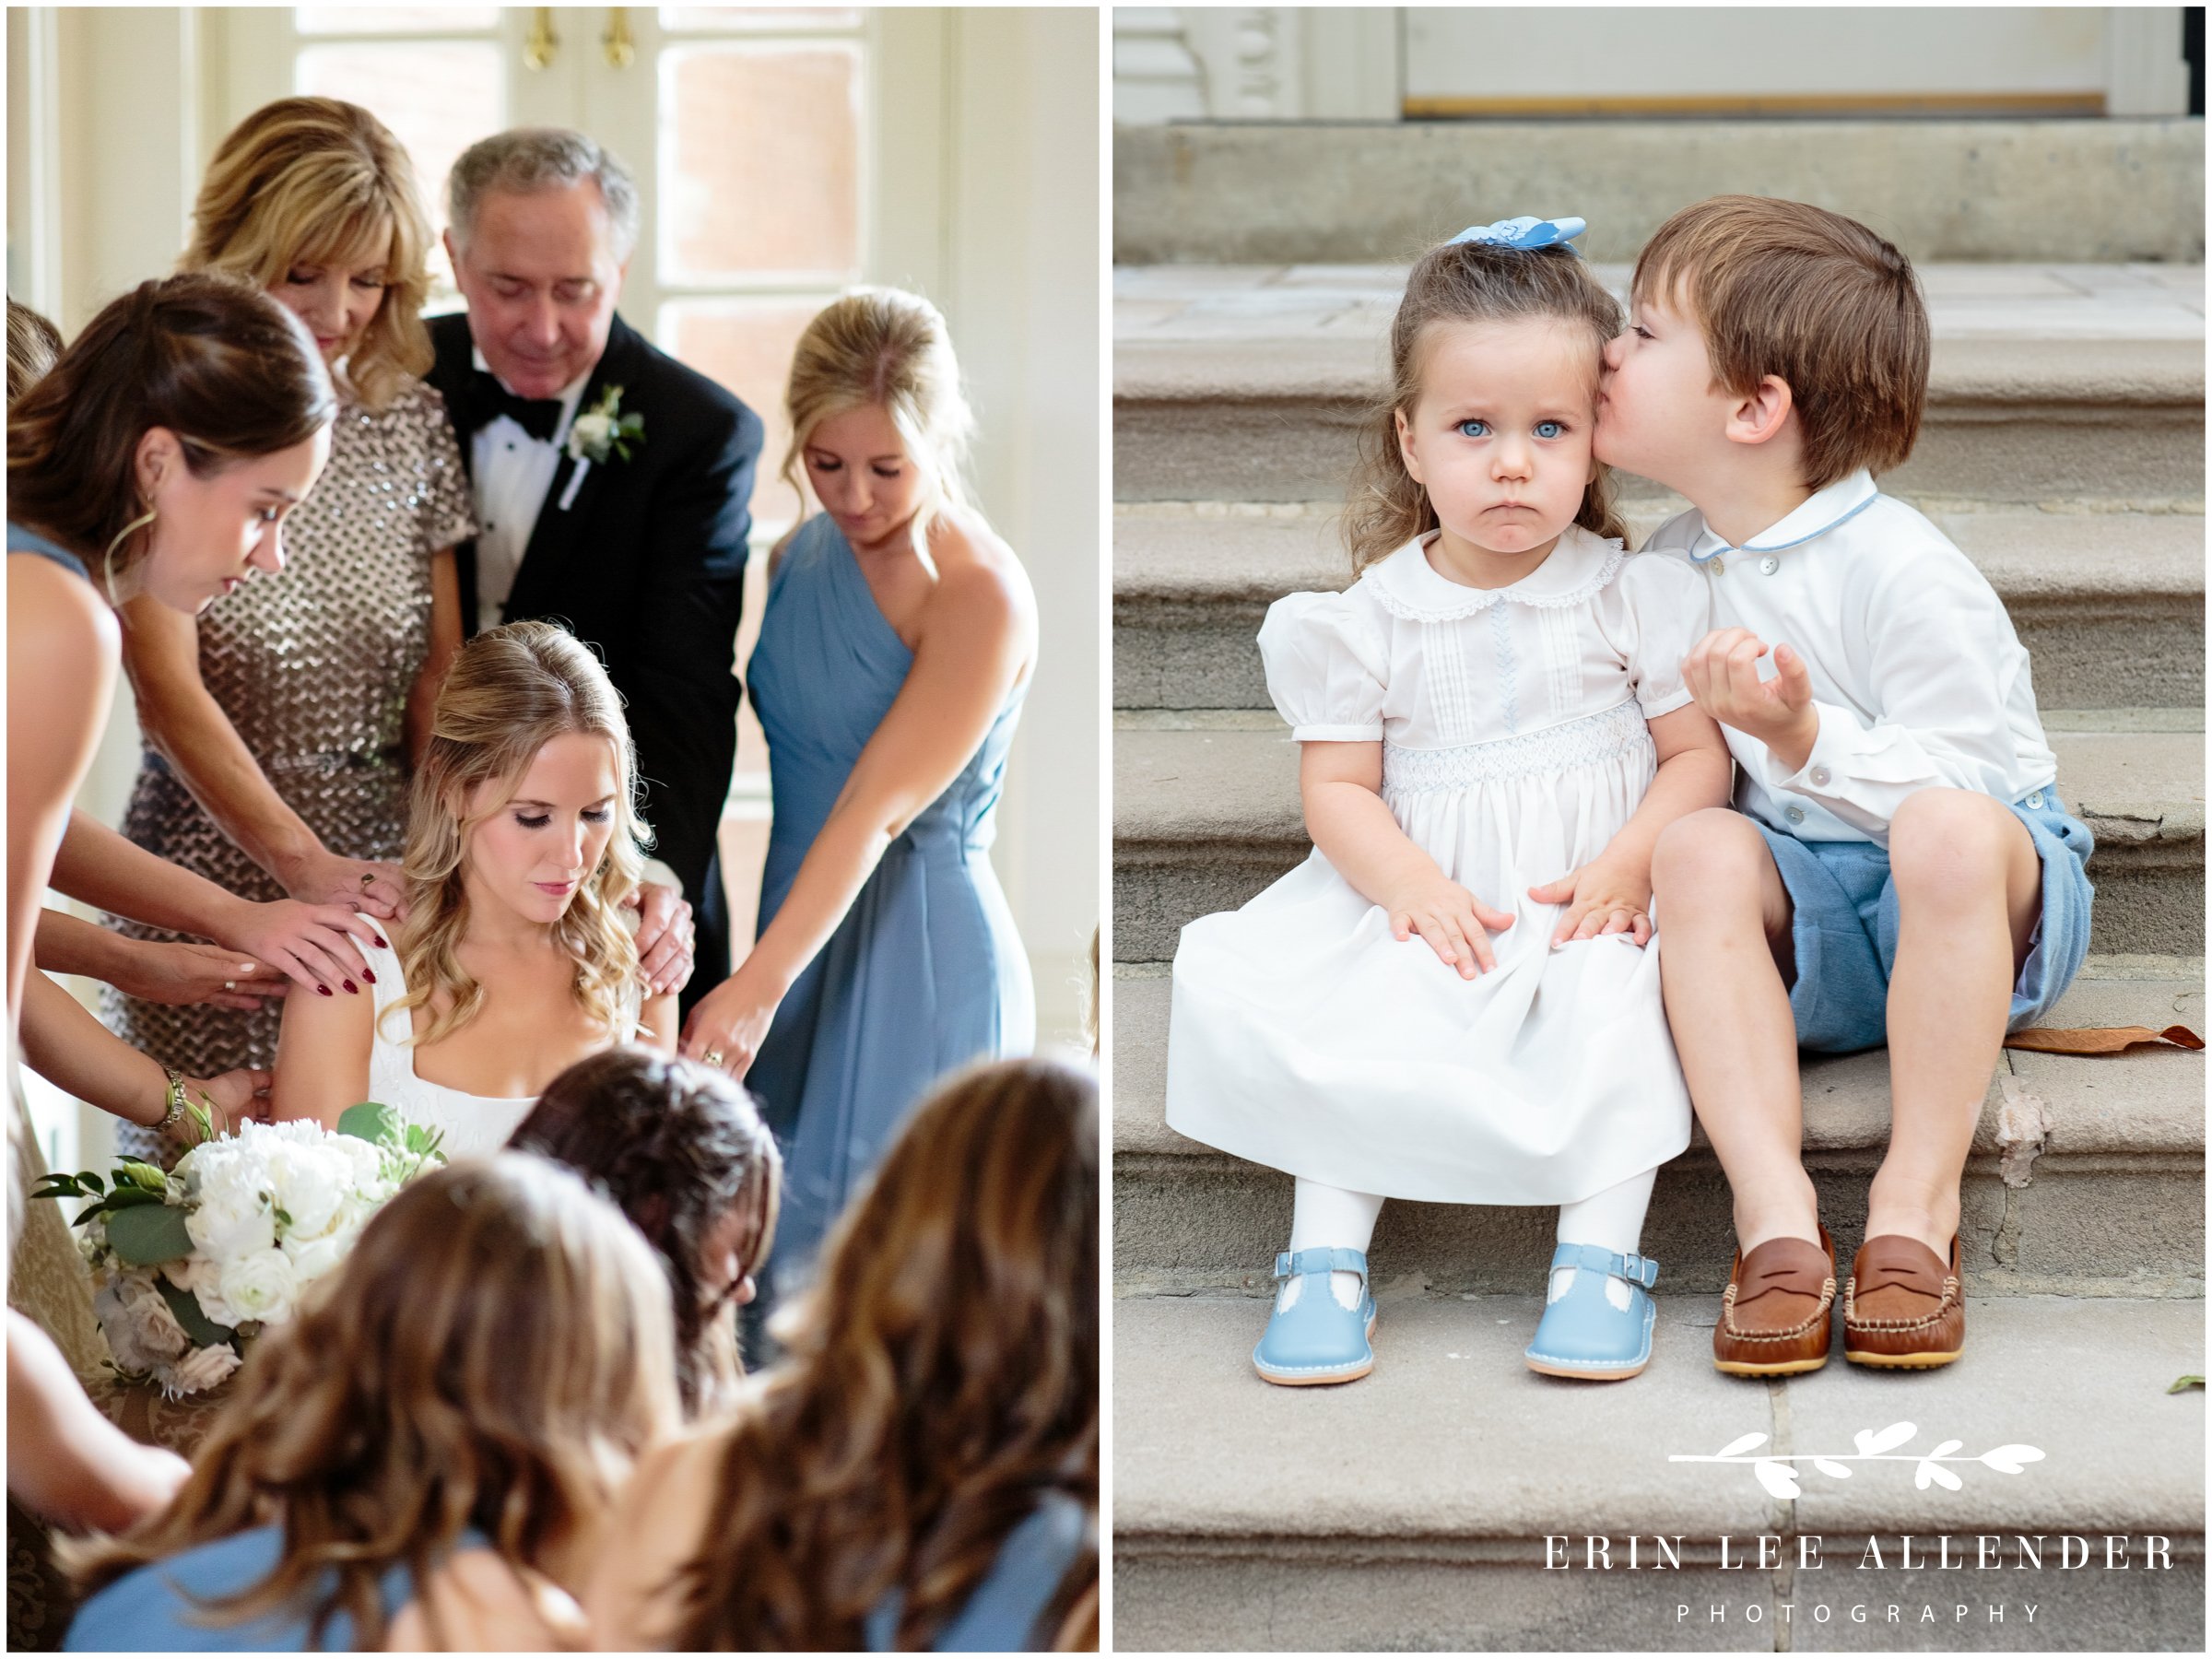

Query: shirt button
[1785,805,1806,825]
[1759,555,1781,576]
[1809,766,1831,786]
[1710,558,1726,577]
[2026,790,2045,808]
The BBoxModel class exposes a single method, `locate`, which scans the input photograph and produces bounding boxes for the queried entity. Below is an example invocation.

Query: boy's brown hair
[1633,195,1929,488]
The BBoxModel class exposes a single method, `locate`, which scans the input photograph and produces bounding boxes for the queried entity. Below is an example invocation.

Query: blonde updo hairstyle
[783,287,975,548]
[387,621,648,1051]
[182,96,434,410]
[1345,235,1629,576]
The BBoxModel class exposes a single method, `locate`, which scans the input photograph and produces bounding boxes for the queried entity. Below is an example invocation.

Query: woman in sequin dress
[101,100,473,1157]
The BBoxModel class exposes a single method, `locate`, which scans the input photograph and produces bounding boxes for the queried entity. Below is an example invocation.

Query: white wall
[1112,6,2194,123]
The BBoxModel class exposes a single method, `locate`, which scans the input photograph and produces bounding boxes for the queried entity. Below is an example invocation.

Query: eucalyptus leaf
[338,1101,399,1146]
[156,1277,234,1349]
[105,1201,194,1265]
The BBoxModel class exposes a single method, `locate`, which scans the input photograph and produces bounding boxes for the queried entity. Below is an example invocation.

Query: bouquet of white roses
[33,1104,442,1397]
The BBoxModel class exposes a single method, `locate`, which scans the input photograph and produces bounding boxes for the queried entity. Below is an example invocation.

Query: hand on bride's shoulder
[386,1548,587,1652]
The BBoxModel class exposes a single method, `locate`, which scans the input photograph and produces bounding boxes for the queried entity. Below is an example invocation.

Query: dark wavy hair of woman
[509,1045,782,1418]
[63,1156,680,1651]
[670,1057,1100,1651]
[6,271,333,582]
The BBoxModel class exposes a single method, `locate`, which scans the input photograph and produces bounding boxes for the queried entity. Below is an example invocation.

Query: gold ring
[702,1049,724,1068]
[359,872,375,888]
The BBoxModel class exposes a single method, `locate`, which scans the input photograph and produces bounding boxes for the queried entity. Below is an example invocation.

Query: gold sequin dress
[101,381,475,1154]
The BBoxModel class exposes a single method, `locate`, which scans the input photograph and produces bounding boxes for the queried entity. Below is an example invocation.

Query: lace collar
[1684,469,1878,565]
[1367,524,1628,620]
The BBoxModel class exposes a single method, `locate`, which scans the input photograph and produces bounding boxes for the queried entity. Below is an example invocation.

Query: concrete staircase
[1109,257,2206,1650]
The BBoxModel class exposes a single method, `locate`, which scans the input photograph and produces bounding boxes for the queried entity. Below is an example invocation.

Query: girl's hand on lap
[1529,855,1653,947]
[1383,877,1513,978]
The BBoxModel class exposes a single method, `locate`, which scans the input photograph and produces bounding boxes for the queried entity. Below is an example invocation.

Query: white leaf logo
[1813,1457,1853,1478]
[1979,1444,2045,1475]
[1914,1459,1964,1491]
[1715,1432,1768,1459]
[1854,1421,1917,1456]
[1753,1459,1801,1499]
[1927,1439,1963,1460]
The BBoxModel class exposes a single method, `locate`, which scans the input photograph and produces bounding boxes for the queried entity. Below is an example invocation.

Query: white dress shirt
[467,347,590,627]
[1642,470,2058,847]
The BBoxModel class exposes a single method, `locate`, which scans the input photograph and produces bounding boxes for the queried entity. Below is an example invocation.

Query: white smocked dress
[1166,526,1710,1206]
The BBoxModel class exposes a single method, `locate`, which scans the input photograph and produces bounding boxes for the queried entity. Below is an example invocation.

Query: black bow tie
[472,371,564,443]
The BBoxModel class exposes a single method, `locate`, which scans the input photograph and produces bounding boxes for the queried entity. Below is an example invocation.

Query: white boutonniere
[559,385,645,510]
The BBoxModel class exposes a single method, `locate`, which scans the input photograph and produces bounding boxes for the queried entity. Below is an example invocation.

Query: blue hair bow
[1449,216,1587,254]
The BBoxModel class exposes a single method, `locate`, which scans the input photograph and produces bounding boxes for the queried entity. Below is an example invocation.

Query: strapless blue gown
[747,514,1034,1279]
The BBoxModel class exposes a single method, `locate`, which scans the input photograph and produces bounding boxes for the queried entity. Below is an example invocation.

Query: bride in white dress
[272,622,675,1153]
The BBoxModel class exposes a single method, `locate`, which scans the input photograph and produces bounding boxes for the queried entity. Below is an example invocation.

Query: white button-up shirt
[1642,470,2058,847]
[467,348,591,627]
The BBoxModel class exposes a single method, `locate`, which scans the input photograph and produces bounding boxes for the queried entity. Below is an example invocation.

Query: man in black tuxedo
[429,129,763,1011]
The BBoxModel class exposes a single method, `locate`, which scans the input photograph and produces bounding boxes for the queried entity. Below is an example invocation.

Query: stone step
[1112,503,2207,713]
[1113,119,2207,265]
[1112,1292,2206,1652]
[1110,963,2206,1300]
[1113,264,2206,505]
[1112,716,2206,961]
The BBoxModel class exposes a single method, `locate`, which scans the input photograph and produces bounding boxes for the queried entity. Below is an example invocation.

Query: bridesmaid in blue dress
[682,288,1037,1284]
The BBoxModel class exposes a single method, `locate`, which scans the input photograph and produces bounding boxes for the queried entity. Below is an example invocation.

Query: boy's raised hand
[1682,627,1818,773]
[1527,852,1653,948]
[1382,874,1514,979]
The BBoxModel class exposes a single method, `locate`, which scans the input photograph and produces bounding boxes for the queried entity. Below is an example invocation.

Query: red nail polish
[373,936,389,949]
[342,980,359,994]
[361,968,377,984]
[316,984,333,997]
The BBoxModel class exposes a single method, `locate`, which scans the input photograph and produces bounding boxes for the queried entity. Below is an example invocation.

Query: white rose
[282,1231,348,1287]
[187,1187,276,1262]
[216,1247,300,1326]
[269,1144,349,1240]
[571,412,613,453]
[92,1273,191,1372]
[159,1342,241,1397]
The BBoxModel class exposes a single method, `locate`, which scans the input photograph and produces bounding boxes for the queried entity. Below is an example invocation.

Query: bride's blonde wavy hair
[388,621,647,1051]
[782,287,975,549]
[65,1156,681,1651]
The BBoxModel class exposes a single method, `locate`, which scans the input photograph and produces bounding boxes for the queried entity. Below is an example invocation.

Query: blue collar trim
[1688,489,1879,566]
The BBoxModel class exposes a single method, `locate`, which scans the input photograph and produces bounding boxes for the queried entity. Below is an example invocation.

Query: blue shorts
[1754,790,2096,1055]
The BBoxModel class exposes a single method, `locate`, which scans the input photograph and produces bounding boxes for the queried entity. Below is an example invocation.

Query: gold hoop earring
[101,504,157,603]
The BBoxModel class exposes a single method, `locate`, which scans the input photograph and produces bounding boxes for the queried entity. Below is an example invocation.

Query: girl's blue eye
[1456,418,1489,438]
[257,508,280,524]
[1535,420,1565,440]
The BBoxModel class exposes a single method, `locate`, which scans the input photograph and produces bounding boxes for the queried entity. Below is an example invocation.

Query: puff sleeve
[1596,553,1710,719]
[1256,591,1389,741]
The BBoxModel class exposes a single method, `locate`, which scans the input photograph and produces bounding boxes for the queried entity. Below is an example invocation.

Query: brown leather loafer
[1844,1234,1964,1369]
[1712,1225,1837,1376]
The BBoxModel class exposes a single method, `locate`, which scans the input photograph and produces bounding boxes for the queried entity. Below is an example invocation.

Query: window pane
[660,297,826,531]
[661,8,865,31]
[661,43,860,282]
[295,43,504,288]
[296,6,499,34]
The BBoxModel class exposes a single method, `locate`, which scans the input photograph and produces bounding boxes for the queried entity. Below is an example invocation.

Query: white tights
[1280,1168,1657,1312]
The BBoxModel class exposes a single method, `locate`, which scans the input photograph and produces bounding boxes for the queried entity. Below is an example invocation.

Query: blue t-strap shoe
[1253,1246,1377,1386]
[1524,1242,1659,1381]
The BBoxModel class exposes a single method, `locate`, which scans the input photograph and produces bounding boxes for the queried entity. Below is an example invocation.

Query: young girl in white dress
[1166,217,1732,1384]
[272,621,674,1153]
